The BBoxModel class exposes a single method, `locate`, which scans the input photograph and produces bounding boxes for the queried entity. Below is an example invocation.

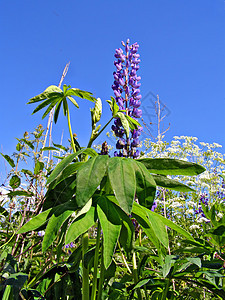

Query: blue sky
[0,0,224,178]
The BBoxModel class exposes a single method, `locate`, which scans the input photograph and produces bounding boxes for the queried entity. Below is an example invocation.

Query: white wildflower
[189,224,200,230]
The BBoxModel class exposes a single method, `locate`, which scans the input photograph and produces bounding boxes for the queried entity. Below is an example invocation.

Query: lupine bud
[91,98,102,125]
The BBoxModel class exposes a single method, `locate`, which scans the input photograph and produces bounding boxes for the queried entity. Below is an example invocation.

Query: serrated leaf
[0,153,15,168]
[65,206,96,244]
[152,174,195,192]
[97,196,121,269]
[108,157,136,214]
[9,175,21,189]
[137,158,206,176]
[76,155,108,208]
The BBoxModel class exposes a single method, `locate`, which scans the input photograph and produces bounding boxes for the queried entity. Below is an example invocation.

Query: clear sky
[0,0,224,178]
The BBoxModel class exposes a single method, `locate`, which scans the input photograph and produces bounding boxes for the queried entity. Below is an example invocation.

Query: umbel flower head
[112,39,143,158]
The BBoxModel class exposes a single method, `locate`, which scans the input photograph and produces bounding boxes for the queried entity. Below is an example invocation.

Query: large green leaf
[152,174,195,192]
[18,209,52,234]
[65,206,96,244]
[42,201,76,252]
[43,175,77,210]
[47,148,98,185]
[132,160,156,209]
[113,199,135,254]
[137,158,206,176]
[76,155,108,208]
[108,157,136,214]
[50,162,84,189]
[97,196,122,269]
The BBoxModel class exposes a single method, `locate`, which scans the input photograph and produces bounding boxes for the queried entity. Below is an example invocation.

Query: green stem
[82,232,89,300]
[162,279,170,300]
[67,108,76,153]
[87,117,114,148]
[97,244,105,300]
[132,252,142,300]
[91,222,101,300]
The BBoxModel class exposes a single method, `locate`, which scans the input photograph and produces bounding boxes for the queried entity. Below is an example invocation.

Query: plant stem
[87,117,114,148]
[91,222,101,300]
[82,232,89,300]
[97,245,105,300]
[132,252,142,300]
[67,107,76,153]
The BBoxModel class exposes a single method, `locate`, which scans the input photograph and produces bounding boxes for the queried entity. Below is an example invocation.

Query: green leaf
[18,209,52,234]
[67,96,79,108]
[152,174,195,192]
[50,162,84,189]
[137,158,206,176]
[42,98,60,119]
[76,155,108,208]
[47,149,89,185]
[32,97,61,114]
[66,87,96,102]
[21,169,33,176]
[53,99,63,123]
[143,204,195,241]
[97,196,122,269]
[125,115,141,129]
[9,175,21,189]
[28,85,63,104]
[52,143,68,151]
[132,160,156,209]
[132,202,161,250]
[42,202,75,252]
[34,160,44,175]
[107,97,119,117]
[41,147,60,152]
[65,206,96,244]
[20,138,35,149]
[116,112,130,138]
[187,257,201,268]
[44,175,77,210]
[0,153,15,168]
[210,225,225,236]
[62,98,68,116]
[146,209,169,248]
[108,157,136,214]
[7,190,33,197]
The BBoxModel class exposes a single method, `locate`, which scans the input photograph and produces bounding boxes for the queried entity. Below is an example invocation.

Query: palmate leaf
[108,157,136,214]
[32,96,62,114]
[137,158,206,176]
[54,99,63,123]
[97,196,122,269]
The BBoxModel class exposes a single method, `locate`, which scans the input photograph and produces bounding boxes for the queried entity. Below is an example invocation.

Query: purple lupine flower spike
[112,39,142,158]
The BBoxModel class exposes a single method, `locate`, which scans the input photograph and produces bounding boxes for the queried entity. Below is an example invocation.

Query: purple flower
[112,39,142,158]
